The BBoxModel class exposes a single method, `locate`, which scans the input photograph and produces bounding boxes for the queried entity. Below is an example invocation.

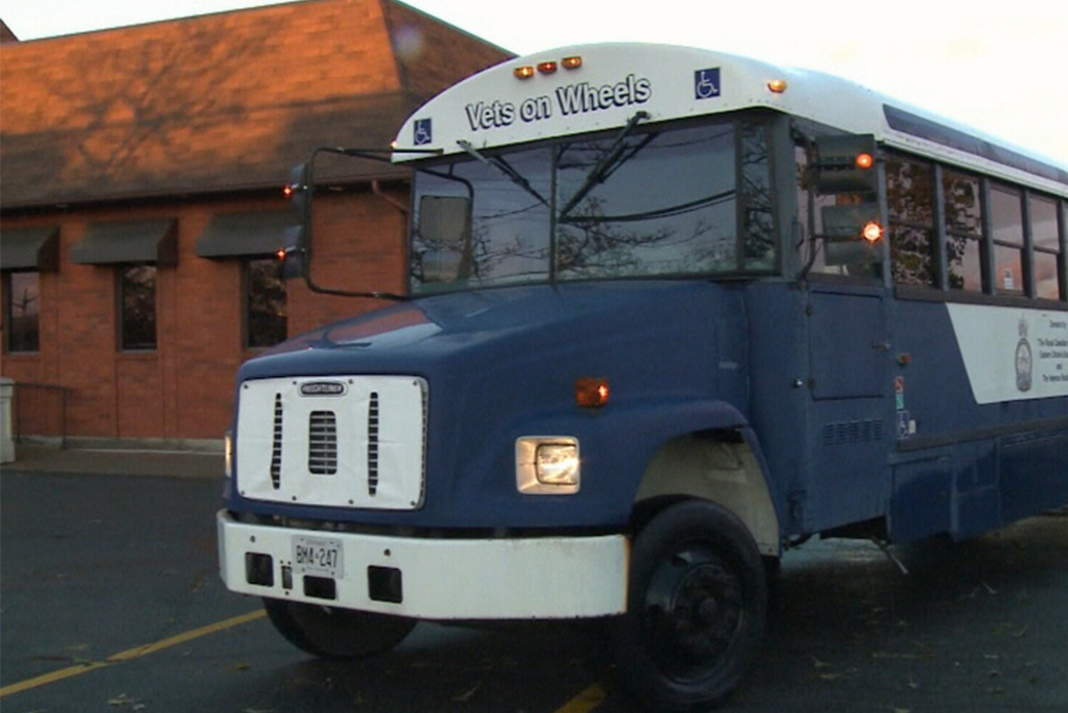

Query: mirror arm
[290,145,442,301]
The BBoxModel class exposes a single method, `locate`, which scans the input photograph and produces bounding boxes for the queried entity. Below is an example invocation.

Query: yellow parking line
[106,609,266,661]
[554,683,606,713]
[0,609,266,698]
[5,610,606,713]
[0,661,112,697]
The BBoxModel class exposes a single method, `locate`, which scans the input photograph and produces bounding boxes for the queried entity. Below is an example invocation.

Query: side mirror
[279,224,306,280]
[419,250,465,283]
[814,134,878,195]
[417,195,471,246]
[416,195,473,283]
[801,134,885,280]
[822,204,885,265]
[281,147,412,299]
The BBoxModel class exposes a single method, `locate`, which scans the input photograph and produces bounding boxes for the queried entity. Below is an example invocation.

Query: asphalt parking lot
[2,449,1066,713]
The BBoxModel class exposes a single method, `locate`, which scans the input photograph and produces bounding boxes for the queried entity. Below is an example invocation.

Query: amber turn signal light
[576,377,610,408]
[863,221,883,243]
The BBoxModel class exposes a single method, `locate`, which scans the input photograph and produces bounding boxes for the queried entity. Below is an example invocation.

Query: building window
[943,170,984,292]
[246,258,286,348]
[5,271,40,352]
[1030,193,1062,300]
[121,264,157,350]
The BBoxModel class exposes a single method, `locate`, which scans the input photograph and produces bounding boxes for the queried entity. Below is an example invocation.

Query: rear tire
[610,500,767,712]
[263,598,416,660]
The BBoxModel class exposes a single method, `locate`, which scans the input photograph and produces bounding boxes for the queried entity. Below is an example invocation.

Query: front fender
[511,398,766,526]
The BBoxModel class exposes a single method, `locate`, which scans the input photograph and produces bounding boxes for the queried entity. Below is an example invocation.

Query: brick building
[0,0,511,446]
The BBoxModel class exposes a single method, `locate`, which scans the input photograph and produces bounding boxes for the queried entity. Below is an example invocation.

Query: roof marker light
[767,79,788,93]
[537,61,558,75]
[514,66,535,80]
[562,56,582,69]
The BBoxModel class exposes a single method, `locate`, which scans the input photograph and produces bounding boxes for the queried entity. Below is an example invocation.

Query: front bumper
[217,510,629,619]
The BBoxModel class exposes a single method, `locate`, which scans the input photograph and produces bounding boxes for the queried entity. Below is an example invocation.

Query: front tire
[263,598,416,660]
[610,500,768,712]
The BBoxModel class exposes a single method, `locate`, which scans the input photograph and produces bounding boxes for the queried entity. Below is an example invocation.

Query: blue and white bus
[218,43,1068,711]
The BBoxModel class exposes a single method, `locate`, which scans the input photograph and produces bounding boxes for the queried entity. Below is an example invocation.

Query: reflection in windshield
[556,125,736,279]
[413,148,551,287]
[410,119,774,293]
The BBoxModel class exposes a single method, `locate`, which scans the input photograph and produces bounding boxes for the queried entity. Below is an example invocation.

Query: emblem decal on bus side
[1016,317,1033,392]
[947,304,1068,404]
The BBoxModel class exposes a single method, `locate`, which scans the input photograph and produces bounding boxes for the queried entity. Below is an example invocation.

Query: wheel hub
[644,548,745,679]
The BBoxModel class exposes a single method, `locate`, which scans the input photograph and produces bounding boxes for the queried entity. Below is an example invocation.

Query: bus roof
[392,43,1067,198]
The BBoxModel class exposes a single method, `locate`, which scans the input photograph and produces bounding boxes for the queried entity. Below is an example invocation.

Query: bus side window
[1030,193,1061,300]
[886,154,936,287]
[990,183,1025,296]
[944,169,984,292]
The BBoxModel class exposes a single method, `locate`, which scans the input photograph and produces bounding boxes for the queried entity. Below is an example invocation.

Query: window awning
[195,211,297,259]
[70,219,177,265]
[1,226,60,271]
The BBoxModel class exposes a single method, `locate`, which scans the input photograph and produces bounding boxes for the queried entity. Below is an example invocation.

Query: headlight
[535,443,579,485]
[224,430,233,479]
[516,436,580,494]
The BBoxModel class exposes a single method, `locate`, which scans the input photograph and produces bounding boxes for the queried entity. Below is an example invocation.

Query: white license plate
[292,536,344,578]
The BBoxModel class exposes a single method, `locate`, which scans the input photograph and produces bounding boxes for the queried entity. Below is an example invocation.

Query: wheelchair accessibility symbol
[694,68,721,100]
[414,118,432,146]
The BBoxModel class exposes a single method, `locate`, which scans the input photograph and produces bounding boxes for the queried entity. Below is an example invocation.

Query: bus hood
[237,280,741,381]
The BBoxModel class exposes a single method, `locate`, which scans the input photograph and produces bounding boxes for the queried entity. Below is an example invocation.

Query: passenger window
[886,155,935,286]
[1030,194,1062,300]
[990,184,1024,296]
[943,170,983,292]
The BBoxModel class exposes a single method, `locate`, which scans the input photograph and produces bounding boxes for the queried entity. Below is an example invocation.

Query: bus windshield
[409,118,775,293]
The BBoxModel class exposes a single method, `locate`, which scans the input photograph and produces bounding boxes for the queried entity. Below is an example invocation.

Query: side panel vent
[368,392,380,496]
[308,411,338,475]
[822,418,884,446]
[270,393,283,489]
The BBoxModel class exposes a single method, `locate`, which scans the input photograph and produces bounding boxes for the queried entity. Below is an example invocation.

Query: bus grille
[236,376,427,510]
[308,411,338,475]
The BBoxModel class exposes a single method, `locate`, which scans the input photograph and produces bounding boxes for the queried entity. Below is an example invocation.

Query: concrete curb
[1,443,224,479]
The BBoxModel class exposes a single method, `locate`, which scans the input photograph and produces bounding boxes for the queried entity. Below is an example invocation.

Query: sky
[2,0,1067,166]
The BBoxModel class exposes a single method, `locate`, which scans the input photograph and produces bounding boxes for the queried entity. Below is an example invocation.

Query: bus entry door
[805,286,892,529]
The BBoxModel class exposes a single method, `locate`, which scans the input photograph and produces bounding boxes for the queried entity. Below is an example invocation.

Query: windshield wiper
[558,111,652,219]
[456,140,549,207]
